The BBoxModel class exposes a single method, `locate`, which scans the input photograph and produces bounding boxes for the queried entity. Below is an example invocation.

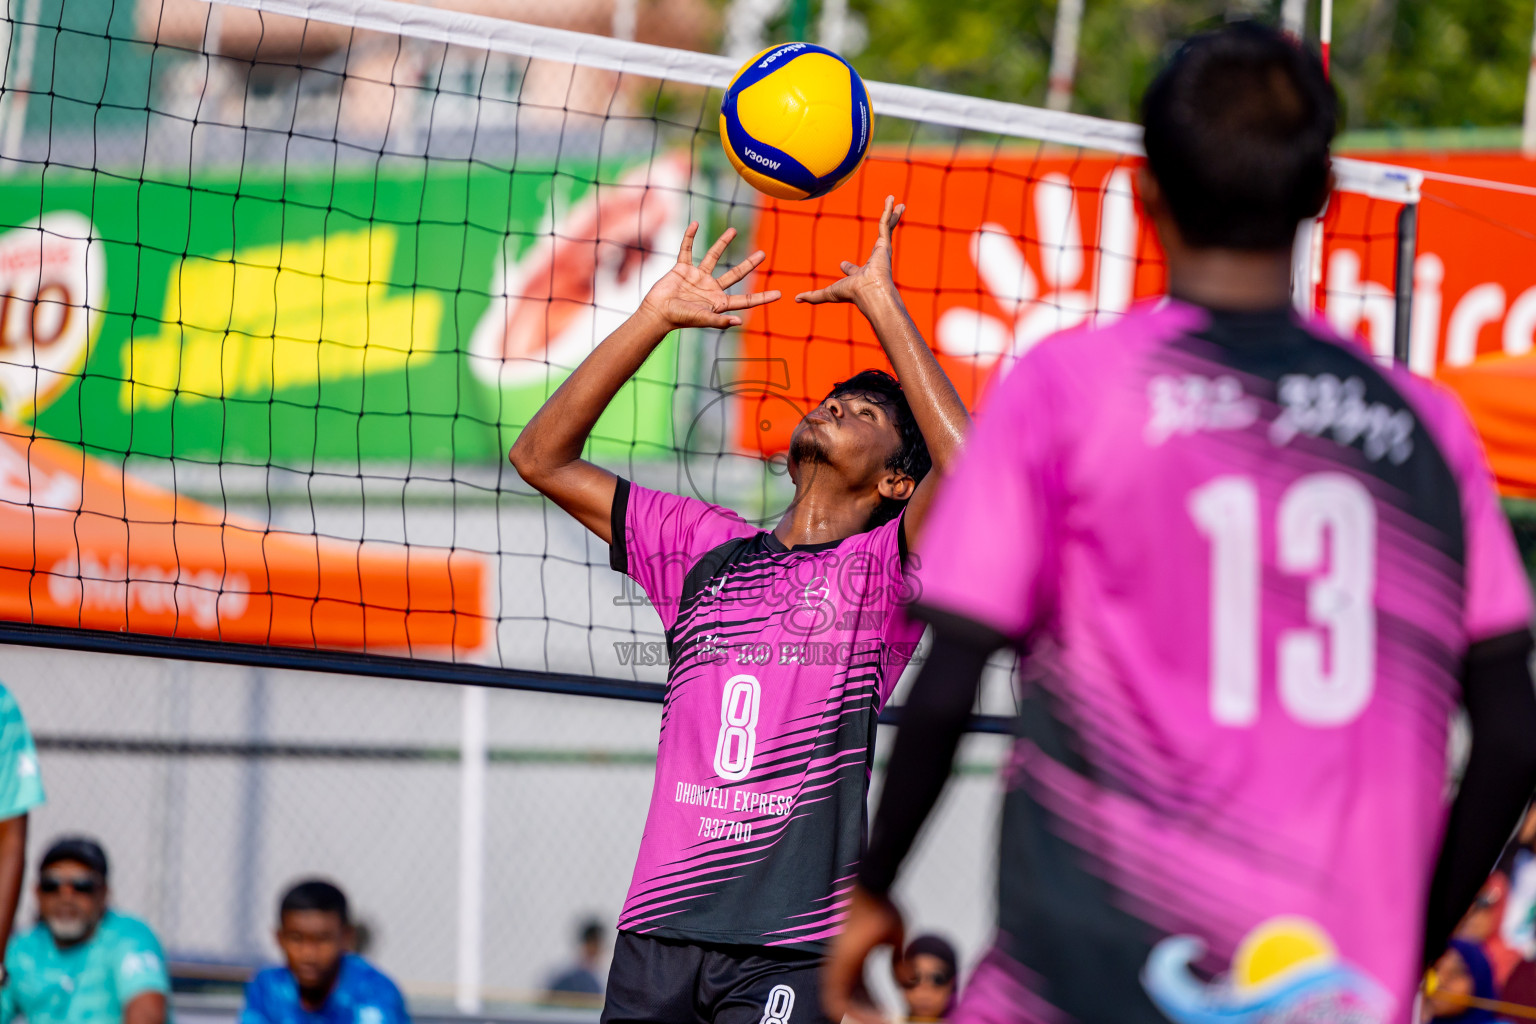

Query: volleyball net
[0,0,1421,697]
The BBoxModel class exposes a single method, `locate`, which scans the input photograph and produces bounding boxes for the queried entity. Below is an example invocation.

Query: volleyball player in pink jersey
[510,198,968,1024]
[825,23,1536,1024]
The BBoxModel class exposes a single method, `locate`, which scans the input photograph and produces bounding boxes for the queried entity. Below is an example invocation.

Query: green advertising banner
[0,153,692,464]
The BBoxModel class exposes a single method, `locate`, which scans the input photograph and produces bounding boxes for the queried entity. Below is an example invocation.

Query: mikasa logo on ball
[759,43,805,68]
[746,149,783,171]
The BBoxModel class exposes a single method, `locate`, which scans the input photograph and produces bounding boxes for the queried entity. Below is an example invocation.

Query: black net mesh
[0,0,1412,687]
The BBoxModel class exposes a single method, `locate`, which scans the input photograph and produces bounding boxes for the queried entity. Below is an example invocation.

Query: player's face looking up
[785,367,932,529]
[277,909,352,1000]
[37,861,107,946]
[791,391,905,485]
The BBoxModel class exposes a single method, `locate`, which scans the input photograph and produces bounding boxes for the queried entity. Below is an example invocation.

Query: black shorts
[601,931,833,1024]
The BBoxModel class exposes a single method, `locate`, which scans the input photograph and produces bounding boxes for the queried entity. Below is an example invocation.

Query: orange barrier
[0,423,486,652]
[1438,353,1536,500]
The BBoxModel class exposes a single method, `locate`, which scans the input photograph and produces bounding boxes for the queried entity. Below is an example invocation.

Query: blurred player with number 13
[825,23,1536,1024]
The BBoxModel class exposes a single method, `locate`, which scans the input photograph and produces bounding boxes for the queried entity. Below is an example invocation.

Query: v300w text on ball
[719,43,873,201]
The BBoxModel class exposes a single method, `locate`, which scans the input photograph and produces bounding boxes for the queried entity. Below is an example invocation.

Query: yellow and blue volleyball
[719,42,872,201]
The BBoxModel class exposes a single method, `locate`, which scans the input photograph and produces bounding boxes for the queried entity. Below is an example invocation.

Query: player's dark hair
[1141,21,1337,250]
[825,369,931,528]
[279,879,350,925]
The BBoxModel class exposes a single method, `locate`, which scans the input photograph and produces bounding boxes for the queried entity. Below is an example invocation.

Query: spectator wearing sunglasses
[240,879,408,1024]
[897,934,959,1023]
[1,836,168,1024]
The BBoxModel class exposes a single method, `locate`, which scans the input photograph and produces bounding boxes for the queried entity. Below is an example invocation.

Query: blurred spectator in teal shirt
[2,837,169,1024]
[0,684,43,975]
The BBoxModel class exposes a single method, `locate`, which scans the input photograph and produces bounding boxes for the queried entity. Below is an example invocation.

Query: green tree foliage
[843,0,1536,130]
[1336,0,1533,128]
[846,0,1055,103]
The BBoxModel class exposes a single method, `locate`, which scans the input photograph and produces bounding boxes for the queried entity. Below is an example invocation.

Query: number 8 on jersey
[714,674,761,781]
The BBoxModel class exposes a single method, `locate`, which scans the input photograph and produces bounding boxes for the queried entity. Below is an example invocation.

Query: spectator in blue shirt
[542,918,605,999]
[240,881,407,1024]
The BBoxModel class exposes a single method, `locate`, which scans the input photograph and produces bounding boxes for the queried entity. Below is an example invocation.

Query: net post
[1280,0,1306,36]
[1393,201,1419,367]
[1291,217,1319,314]
[1046,0,1084,112]
[790,0,809,41]
[456,686,488,1013]
[1524,0,1536,156]
[0,0,40,160]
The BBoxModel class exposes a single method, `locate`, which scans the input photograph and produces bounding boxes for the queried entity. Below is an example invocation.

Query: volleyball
[719,42,872,201]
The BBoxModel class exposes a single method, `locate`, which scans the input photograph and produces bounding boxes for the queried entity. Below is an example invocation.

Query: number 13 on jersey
[1189,472,1377,728]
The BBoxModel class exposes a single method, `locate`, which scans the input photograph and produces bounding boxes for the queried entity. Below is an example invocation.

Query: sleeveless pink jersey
[611,480,923,949]
[913,301,1533,1024]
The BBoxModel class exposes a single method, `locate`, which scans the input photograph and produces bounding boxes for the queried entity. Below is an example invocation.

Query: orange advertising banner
[1319,153,1536,373]
[736,149,1400,454]
[739,148,1536,496]
[1238,151,1536,497]
[0,423,486,651]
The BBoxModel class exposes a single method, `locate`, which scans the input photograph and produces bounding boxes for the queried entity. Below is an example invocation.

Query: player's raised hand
[822,886,906,1024]
[795,195,905,308]
[638,223,781,330]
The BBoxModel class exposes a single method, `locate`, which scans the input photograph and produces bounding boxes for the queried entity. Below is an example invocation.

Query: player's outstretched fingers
[677,222,700,264]
[878,199,904,244]
[717,250,766,289]
[841,261,859,275]
[699,227,737,273]
[724,289,781,311]
[799,281,855,303]
[704,312,743,329]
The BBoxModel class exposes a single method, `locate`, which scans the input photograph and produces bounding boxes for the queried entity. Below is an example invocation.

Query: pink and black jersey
[914,302,1532,1024]
[612,480,923,950]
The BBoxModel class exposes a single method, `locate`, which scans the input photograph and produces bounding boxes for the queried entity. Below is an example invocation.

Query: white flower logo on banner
[936,170,1137,368]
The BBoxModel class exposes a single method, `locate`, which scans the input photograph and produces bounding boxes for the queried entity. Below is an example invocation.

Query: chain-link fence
[1,643,1013,1013]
